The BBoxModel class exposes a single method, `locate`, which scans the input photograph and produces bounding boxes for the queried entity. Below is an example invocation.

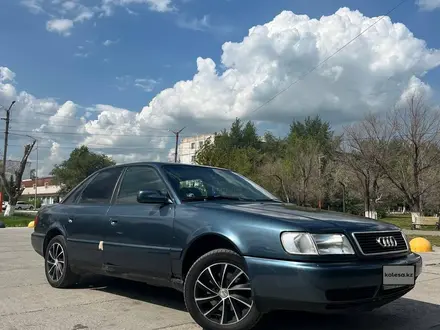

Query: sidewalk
[403,229,440,236]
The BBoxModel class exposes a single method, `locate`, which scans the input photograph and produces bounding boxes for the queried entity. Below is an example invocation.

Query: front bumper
[245,253,422,313]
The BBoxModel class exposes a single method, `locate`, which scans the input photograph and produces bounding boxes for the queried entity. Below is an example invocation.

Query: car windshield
[161,164,281,202]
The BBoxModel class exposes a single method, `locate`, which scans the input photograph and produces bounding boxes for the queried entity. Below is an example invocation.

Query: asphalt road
[1,228,440,330]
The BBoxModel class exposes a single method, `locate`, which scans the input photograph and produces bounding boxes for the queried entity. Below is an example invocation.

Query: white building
[178,134,213,164]
[21,176,61,205]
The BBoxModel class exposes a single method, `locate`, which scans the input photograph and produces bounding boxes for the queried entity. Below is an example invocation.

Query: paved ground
[1,228,440,330]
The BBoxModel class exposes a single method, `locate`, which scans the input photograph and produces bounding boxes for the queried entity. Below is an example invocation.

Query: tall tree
[284,136,322,206]
[242,121,261,149]
[289,115,334,153]
[360,93,440,214]
[340,123,384,218]
[0,141,36,216]
[195,119,263,172]
[51,145,116,195]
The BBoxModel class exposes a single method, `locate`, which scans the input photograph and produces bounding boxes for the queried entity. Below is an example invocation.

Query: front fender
[184,225,246,257]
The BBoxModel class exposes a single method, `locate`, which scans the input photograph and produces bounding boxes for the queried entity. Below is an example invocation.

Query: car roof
[100,162,230,172]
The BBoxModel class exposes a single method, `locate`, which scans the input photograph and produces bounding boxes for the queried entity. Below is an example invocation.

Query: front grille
[352,231,408,255]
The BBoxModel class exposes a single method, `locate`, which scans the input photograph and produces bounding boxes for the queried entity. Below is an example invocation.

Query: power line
[249,0,410,115]
[10,119,173,132]
[4,143,174,150]
[1,129,181,138]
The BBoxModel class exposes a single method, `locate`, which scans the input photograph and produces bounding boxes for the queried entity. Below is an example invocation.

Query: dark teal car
[31,162,423,330]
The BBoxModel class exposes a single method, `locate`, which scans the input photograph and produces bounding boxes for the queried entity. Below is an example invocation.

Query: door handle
[68,218,73,223]
[110,218,118,226]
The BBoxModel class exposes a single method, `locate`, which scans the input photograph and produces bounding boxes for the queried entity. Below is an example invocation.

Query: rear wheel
[44,235,79,288]
[184,249,261,330]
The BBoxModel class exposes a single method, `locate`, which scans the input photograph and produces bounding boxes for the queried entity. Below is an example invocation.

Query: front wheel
[44,235,79,288]
[184,249,261,330]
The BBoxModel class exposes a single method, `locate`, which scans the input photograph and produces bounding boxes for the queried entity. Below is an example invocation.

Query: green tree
[288,115,334,151]
[51,145,116,195]
[260,132,287,161]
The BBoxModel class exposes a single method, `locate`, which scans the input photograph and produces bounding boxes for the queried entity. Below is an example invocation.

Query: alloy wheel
[194,262,253,326]
[46,242,65,282]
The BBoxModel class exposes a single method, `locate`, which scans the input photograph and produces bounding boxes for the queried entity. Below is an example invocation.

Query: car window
[78,167,123,204]
[62,174,97,205]
[116,166,167,204]
[162,164,280,202]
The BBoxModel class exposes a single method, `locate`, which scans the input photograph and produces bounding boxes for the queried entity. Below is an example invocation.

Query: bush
[376,206,388,219]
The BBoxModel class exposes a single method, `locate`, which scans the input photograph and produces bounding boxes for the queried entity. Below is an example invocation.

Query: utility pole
[171,127,185,163]
[1,101,15,175]
[1,101,15,204]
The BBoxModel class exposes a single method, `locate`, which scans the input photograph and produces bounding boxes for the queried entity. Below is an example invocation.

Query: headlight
[280,232,355,255]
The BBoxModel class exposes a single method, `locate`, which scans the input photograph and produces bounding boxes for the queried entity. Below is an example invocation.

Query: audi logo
[376,236,398,248]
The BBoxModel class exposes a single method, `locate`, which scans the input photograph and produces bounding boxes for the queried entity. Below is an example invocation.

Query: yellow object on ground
[27,221,35,228]
[409,237,433,253]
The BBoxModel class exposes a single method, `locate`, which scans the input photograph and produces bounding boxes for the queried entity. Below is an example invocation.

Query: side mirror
[137,190,171,204]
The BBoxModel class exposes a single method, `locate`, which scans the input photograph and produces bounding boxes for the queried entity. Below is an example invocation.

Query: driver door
[103,165,175,281]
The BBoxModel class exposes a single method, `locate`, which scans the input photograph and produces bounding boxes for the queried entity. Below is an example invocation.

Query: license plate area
[382,265,415,290]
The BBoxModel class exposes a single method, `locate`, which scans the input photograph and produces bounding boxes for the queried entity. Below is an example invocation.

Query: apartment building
[178,134,213,164]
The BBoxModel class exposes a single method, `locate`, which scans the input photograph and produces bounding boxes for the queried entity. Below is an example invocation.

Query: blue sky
[1,0,439,112]
[1,0,440,174]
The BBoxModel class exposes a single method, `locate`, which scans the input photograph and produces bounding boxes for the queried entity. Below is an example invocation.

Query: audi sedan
[31,162,422,330]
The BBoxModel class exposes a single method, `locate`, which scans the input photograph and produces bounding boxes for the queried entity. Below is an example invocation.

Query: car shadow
[74,275,188,312]
[76,277,440,330]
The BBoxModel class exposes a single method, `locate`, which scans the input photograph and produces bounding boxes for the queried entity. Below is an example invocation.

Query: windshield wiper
[254,198,283,203]
[206,195,249,201]
[181,195,252,202]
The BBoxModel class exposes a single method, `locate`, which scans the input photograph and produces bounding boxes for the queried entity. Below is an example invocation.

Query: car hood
[191,201,399,232]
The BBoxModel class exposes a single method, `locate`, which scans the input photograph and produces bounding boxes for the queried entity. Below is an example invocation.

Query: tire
[184,249,261,330]
[44,235,79,288]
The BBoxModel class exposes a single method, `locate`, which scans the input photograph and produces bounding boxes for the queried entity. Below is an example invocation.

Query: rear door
[104,165,175,281]
[64,167,124,273]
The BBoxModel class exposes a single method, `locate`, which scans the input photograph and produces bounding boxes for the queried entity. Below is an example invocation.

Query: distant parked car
[2,201,8,211]
[15,201,34,210]
[31,162,422,330]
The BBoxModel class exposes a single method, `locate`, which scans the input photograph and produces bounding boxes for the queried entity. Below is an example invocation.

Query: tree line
[3,92,438,220]
[195,93,440,218]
